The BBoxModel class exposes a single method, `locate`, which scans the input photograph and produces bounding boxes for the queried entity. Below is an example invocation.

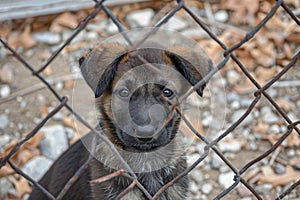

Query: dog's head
[79,43,213,152]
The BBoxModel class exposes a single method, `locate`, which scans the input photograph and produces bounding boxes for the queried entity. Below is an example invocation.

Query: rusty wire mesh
[0,0,299,199]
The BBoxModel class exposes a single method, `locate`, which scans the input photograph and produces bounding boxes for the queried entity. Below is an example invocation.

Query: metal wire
[0,0,299,199]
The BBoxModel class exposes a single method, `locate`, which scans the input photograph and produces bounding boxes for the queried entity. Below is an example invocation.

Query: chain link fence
[0,0,299,199]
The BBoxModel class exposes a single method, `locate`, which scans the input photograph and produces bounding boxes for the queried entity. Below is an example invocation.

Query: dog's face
[79,43,213,153]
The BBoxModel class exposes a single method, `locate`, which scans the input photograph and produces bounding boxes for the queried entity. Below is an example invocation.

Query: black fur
[165,51,206,96]
[94,54,125,98]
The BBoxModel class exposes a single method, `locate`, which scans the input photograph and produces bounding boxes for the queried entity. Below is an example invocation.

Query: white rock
[0,114,9,130]
[218,140,241,152]
[0,178,15,197]
[39,125,68,160]
[164,16,188,31]
[33,32,61,45]
[227,70,240,85]
[181,27,209,38]
[86,32,99,40]
[126,9,154,27]
[269,124,281,134]
[106,22,119,34]
[214,10,229,22]
[230,101,240,110]
[0,85,10,98]
[22,156,53,181]
[0,64,13,84]
[0,134,10,149]
[218,171,235,189]
[261,107,279,124]
[231,109,253,126]
[190,170,204,184]
[287,112,298,122]
[201,183,213,194]
[189,181,199,194]
[211,153,223,169]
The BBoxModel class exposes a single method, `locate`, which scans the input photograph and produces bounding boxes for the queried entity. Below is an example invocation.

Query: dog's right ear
[79,43,127,98]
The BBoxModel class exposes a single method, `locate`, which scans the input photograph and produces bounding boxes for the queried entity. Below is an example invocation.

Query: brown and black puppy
[29,43,213,200]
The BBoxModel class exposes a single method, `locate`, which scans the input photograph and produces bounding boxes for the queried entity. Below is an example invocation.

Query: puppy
[29,43,213,200]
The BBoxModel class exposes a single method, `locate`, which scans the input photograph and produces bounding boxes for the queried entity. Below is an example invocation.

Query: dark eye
[162,88,174,98]
[118,88,130,98]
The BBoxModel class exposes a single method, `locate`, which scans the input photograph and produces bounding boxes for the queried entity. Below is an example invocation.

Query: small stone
[231,109,253,126]
[219,166,229,173]
[187,154,202,167]
[202,115,213,127]
[269,124,281,134]
[55,82,64,90]
[261,107,280,124]
[164,16,188,31]
[39,125,69,160]
[33,32,61,45]
[86,20,107,31]
[0,64,14,84]
[181,28,208,38]
[106,21,119,34]
[287,149,295,157]
[201,183,212,194]
[0,178,14,197]
[0,135,10,149]
[218,171,235,189]
[274,163,286,174]
[227,70,240,85]
[0,85,10,98]
[0,114,9,130]
[268,88,278,98]
[255,184,272,194]
[189,181,199,194]
[190,170,204,184]
[218,140,241,152]
[22,156,53,181]
[230,101,240,110]
[86,32,98,40]
[287,112,298,122]
[214,10,229,22]
[65,127,75,140]
[126,9,154,27]
[211,153,222,169]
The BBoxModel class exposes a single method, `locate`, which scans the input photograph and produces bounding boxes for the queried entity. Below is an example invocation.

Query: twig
[90,169,125,186]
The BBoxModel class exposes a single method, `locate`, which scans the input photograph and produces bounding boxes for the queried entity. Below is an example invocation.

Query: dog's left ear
[79,43,127,98]
[165,45,213,96]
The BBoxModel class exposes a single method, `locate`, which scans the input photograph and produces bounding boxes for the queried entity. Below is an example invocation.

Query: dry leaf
[0,166,14,178]
[276,98,293,112]
[254,67,277,84]
[19,26,36,50]
[9,176,32,198]
[0,133,44,178]
[285,131,300,147]
[0,23,12,38]
[259,166,300,187]
[252,122,269,134]
[52,12,78,29]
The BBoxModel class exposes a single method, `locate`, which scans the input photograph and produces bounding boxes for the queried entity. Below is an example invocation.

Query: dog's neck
[88,125,189,199]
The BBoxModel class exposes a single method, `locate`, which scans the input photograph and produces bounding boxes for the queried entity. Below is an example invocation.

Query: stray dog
[29,42,213,200]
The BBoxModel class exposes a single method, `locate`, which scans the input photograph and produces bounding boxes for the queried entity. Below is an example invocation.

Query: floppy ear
[165,45,213,96]
[79,43,127,98]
